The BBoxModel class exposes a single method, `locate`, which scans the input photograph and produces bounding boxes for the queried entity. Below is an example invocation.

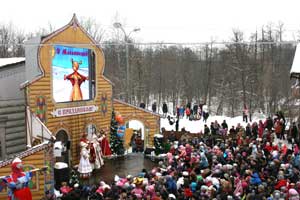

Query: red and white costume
[78,138,92,178]
[2,157,33,200]
[90,134,104,170]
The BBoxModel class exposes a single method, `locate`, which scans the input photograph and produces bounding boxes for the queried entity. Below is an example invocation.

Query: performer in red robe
[99,130,112,156]
[2,157,33,200]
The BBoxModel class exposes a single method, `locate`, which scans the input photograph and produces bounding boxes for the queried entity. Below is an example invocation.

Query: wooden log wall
[0,99,26,157]
[26,17,113,165]
[113,99,161,147]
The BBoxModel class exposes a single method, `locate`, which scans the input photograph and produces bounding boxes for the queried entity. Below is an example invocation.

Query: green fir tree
[110,110,125,155]
[69,169,79,187]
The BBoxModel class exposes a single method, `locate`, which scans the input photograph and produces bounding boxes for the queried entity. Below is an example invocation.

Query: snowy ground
[160,113,266,134]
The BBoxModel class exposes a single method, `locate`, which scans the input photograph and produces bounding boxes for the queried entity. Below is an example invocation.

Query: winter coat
[290,125,298,139]
[193,105,198,113]
[250,173,262,185]
[265,118,274,130]
[162,103,168,113]
[179,107,184,116]
[166,176,177,194]
[186,102,191,109]
[204,127,210,135]
[293,154,300,169]
[199,153,209,169]
[152,103,157,112]
[246,126,251,137]
[252,124,258,137]
[221,122,228,129]
[186,108,191,116]
[274,179,287,190]
[139,102,145,109]
[275,121,283,134]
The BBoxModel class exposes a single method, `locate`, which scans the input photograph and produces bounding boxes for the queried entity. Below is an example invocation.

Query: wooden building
[0,58,26,160]
[0,14,161,199]
[113,99,160,147]
[22,15,114,165]
[22,14,161,165]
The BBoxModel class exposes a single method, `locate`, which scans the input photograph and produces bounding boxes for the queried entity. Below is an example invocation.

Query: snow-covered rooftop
[0,57,25,68]
[290,44,300,79]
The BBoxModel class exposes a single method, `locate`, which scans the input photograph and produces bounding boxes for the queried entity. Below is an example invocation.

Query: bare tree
[80,17,106,42]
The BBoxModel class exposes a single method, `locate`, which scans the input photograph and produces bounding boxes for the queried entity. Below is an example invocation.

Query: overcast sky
[1,0,300,43]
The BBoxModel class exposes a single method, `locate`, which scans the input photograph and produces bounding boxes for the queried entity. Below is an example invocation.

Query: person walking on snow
[152,102,157,113]
[162,102,168,118]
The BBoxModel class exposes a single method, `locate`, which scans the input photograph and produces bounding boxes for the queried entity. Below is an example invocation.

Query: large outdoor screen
[52,45,90,103]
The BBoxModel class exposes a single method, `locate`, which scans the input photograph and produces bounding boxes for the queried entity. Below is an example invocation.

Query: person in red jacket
[274,174,287,190]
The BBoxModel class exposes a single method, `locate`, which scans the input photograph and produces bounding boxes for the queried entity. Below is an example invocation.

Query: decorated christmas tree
[110,110,125,155]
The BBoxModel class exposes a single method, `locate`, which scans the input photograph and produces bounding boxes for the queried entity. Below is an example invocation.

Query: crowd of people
[52,110,300,200]
[141,101,209,123]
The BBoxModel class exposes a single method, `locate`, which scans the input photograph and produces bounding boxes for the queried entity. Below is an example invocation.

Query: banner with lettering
[51,105,98,117]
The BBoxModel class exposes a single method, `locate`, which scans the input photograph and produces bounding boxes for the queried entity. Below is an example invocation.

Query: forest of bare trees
[0,20,297,118]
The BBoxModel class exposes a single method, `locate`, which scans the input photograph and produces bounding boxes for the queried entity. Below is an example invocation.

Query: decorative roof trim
[0,142,52,168]
[113,99,162,117]
[22,14,114,88]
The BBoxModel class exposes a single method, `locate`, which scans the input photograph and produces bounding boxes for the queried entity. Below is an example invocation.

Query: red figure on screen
[64,59,88,101]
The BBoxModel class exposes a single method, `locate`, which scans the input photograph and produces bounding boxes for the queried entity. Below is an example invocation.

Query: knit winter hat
[12,157,22,169]
[183,171,189,176]
[169,193,176,199]
[190,182,197,192]
[197,175,203,181]
[289,188,299,196]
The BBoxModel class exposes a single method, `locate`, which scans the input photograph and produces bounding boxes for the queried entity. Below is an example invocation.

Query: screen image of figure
[52,45,90,102]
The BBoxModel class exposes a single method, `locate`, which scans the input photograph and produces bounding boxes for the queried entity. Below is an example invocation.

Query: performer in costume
[64,59,88,101]
[1,158,33,200]
[90,133,104,170]
[78,133,92,178]
[0,158,47,200]
[99,130,112,156]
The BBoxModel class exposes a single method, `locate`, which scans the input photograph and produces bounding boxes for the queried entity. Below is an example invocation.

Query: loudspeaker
[54,166,69,190]
[66,141,71,150]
